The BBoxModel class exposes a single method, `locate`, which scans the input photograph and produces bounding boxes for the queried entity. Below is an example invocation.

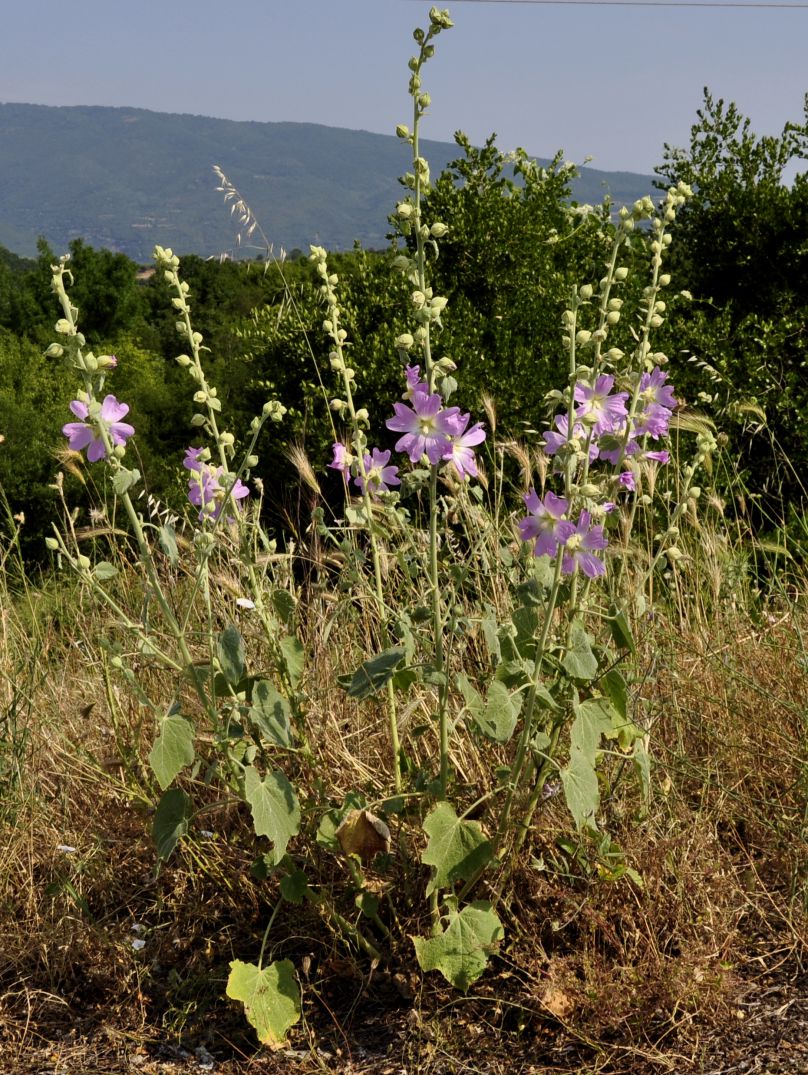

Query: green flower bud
[606,311,621,325]
[430,222,449,238]
[397,202,413,219]
[396,333,414,351]
[575,330,592,346]
[396,124,410,139]
[190,413,206,427]
[579,284,593,301]
[614,267,629,281]
[355,408,369,424]
[245,454,259,468]
[77,554,91,571]
[193,391,207,404]
[45,536,59,551]
[666,547,683,563]
[55,319,73,335]
[45,343,64,358]
[659,274,671,287]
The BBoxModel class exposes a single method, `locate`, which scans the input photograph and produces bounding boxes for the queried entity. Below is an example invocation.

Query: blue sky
[1,0,806,175]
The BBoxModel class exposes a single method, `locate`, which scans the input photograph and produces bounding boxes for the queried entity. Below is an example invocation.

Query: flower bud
[579,284,594,301]
[430,222,449,238]
[666,547,683,563]
[45,343,64,358]
[575,330,592,346]
[395,333,414,351]
[397,202,413,219]
[396,124,410,139]
[77,554,91,571]
[245,454,259,468]
[606,311,620,325]
[330,398,346,412]
[355,408,369,424]
[659,274,671,287]
[55,319,73,335]
[193,391,207,404]
[614,267,629,281]
[191,413,207,427]
[45,536,59,551]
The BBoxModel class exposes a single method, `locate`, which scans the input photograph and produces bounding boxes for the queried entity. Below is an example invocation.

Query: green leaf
[562,623,598,681]
[280,634,304,690]
[243,766,300,864]
[493,658,530,689]
[601,668,628,721]
[458,677,520,743]
[218,626,245,686]
[280,867,309,905]
[153,787,191,861]
[346,647,406,700]
[560,696,613,831]
[413,902,503,991]
[226,959,300,1045]
[112,467,140,496]
[607,607,635,652]
[421,802,493,895]
[249,680,293,748]
[149,714,195,790]
[272,589,297,627]
[159,524,179,567]
[92,560,118,581]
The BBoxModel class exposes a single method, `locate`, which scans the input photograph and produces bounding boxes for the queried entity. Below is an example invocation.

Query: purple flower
[639,368,677,412]
[643,449,670,465]
[543,414,599,462]
[62,394,135,462]
[386,390,463,465]
[561,511,608,578]
[444,414,486,480]
[184,446,249,522]
[404,365,428,399]
[518,489,575,559]
[574,375,629,436]
[618,470,636,491]
[328,442,354,475]
[354,448,401,497]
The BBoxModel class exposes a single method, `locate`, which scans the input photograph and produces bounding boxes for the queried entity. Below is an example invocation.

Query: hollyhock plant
[403,364,428,399]
[62,395,135,462]
[184,446,249,522]
[518,490,575,559]
[445,414,486,480]
[543,414,599,462]
[354,448,401,497]
[328,442,354,475]
[574,375,628,435]
[386,389,463,465]
[560,511,608,578]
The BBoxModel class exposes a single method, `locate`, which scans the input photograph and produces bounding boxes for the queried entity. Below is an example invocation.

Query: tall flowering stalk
[315,245,405,793]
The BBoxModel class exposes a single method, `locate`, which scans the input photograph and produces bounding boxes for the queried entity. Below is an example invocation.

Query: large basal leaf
[249,680,293,748]
[244,766,300,864]
[421,802,493,895]
[149,714,195,790]
[153,787,191,861]
[413,901,503,992]
[562,623,598,682]
[345,647,406,701]
[226,959,300,1045]
[218,625,246,686]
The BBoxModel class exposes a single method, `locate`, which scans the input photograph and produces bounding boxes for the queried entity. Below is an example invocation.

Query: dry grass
[1,513,807,1073]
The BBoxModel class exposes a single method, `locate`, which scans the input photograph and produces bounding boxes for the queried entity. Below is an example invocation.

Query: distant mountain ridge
[0,102,658,261]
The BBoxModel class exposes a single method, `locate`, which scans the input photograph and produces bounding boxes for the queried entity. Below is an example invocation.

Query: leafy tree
[656,91,808,520]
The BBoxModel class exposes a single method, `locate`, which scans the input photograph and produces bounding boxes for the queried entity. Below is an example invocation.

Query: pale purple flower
[543,414,599,461]
[444,415,486,480]
[618,470,636,491]
[386,390,463,465]
[62,394,135,462]
[633,403,672,439]
[354,448,401,497]
[184,446,249,522]
[328,442,353,475]
[574,375,629,435]
[518,490,575,559]
[643,449,670,465]
[561,511,608,578]
[404,365,428,399]
[639,368,677,412]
